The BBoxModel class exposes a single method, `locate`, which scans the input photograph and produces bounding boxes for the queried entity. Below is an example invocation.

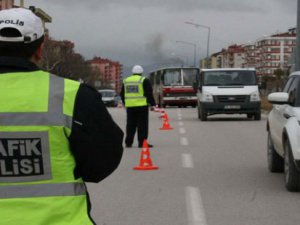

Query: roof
[33,8,52,23]
[149,66,199,74]
[290,71,300,77]
[200,68,256,72]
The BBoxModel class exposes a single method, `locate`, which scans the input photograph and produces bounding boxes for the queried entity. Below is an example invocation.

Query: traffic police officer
[0,8,123,225]
[120,65,156,148]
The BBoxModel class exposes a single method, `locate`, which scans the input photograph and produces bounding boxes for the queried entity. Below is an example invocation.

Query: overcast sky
[25,0,297,69]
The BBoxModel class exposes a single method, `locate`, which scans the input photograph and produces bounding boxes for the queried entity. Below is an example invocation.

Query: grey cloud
[273,0,297,13]
[27,0,297,67]
[34,0,276,13]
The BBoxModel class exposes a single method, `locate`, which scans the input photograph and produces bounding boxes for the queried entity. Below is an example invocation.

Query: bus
[149,67,199,108]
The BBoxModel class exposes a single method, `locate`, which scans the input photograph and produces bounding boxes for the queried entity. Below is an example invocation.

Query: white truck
[195,68,261,121]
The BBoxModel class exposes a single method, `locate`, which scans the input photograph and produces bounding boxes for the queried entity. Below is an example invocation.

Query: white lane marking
[178,116,182,121]
[179,127,186,134]
[185,186,208,225]
[180,137,189,146]
[178,121,184,126]
[182,154,194,168]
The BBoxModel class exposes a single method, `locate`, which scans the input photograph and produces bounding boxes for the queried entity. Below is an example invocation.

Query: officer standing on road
[120,65,156,148]
[0,8,123,225]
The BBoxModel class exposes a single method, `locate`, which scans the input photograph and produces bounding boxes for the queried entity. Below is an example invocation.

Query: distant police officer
[0,8,123,225]
[120,65,156,148]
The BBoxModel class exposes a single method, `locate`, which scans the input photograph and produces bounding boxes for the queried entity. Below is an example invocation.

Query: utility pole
[296,0,300,70]
[185,21,210,68]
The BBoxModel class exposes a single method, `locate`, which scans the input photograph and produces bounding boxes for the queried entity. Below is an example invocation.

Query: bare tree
[40,37,102,87]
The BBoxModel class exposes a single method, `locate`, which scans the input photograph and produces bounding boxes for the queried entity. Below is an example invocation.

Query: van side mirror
[198,85,202,92]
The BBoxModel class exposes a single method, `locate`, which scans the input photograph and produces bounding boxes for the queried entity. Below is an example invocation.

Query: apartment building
[208,51,223,68]
[207,45,245,69]
[207,28,296,80]
[88,57,123,93]
[242,43,256,68]
[0,0,52,32]
[0,0,15,9]
[222,44,245,68]
[255,28,296,78]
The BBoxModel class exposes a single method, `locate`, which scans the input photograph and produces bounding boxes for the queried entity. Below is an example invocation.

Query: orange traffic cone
[160,113,173,130]
[134,140,158,170]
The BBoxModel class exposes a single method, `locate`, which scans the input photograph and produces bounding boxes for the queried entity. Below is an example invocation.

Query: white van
[98,89,118,107]
[196,68,261,121]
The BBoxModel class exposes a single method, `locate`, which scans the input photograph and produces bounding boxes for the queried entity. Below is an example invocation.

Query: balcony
[29,6,52,23]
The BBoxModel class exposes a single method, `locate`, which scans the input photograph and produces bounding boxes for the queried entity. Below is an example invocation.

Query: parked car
[98,89,118,107]
[267,71,300,192]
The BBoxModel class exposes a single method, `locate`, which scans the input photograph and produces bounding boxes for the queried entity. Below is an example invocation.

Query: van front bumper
[201,101,261,114]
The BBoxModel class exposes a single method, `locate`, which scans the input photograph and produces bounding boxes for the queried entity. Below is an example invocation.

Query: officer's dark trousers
[125,106,149,147]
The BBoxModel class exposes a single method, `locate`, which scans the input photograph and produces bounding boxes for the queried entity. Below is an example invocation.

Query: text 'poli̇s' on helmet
[132,65,143,74]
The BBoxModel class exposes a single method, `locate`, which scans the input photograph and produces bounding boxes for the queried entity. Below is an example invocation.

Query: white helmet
[132,65,143,74]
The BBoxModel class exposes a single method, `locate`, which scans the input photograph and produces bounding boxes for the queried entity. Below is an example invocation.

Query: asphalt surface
[87,107,300,225]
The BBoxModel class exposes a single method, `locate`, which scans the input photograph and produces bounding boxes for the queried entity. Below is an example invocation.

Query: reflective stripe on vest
[0,71,92,224]
[124,75,147,107]
[0,182,86,198]
[0,74,72,129]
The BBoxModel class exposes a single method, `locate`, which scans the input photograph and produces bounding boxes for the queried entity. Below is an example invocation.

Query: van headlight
[250,91,261,102]
[201,91,214,102]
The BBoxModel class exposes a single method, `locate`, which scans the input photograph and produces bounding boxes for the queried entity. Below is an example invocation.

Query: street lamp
[185,21,211,68]
[175,40,197,67]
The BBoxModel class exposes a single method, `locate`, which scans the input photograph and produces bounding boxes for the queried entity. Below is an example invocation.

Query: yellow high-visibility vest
[0,71,93,225]
[124,74,147,107]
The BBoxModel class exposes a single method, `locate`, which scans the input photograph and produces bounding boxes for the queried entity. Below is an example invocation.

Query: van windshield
[203,70,256,86]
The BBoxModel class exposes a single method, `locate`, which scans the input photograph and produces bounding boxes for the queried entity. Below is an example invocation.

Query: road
[87,107,300,225]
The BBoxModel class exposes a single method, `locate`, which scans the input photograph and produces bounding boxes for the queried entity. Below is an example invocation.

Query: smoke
[145,33,165,61]
[144,33,184,67]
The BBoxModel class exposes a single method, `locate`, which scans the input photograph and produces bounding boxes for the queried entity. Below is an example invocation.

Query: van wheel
[254,112,261,120]
[197,105,201,120]
[200,107,207,121]
[267,132,284,172]
[247,114,253,119]
[284,139,300,192]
